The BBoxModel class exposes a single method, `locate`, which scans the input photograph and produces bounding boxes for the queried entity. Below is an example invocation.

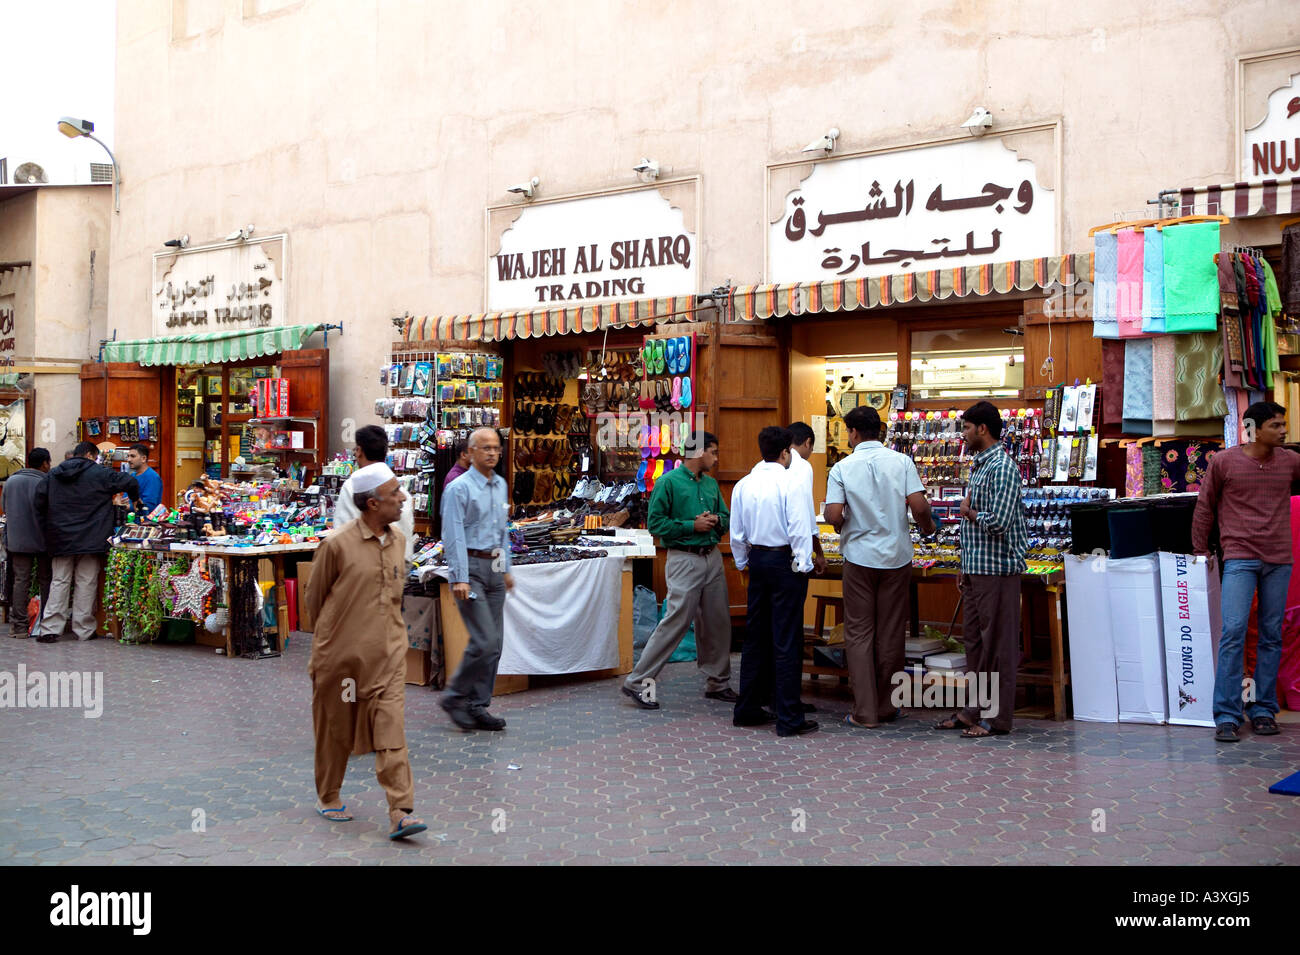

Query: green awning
[102,324,325,366]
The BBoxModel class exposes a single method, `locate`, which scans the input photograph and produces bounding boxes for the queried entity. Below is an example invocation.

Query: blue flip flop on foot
[389,815,428,840]
[317,805,353,821]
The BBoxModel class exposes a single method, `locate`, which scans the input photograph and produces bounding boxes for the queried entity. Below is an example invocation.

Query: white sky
[0,0,116,184]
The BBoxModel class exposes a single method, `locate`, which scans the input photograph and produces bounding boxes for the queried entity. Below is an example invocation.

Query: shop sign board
[152,235,287,337]
[0,297,14,366]
[769,136,1055,283]
[1158,552,1221,728]
[1243,70,1300,178]
[488,188,696,310]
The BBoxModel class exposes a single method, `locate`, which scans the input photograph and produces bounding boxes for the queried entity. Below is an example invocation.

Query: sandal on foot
[1250,716,1279,736]
[388,815,428,840]
[933,712,968,731]
[317,805,353,821]
[1215,722,1240,742]
[844,714,879,729]
[961,720,1008,738]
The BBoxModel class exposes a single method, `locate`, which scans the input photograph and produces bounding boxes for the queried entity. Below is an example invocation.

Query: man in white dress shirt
[825,406,935,728]
[730,426,819,737]
[787,422,828,576]
[334,425,415,561]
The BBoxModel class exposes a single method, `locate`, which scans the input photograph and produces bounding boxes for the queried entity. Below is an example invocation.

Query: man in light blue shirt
[440,427,514,732]
[127,443,163,512]
[825,406,934,728]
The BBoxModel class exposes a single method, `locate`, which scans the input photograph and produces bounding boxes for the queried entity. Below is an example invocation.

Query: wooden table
[804,563,1070,721]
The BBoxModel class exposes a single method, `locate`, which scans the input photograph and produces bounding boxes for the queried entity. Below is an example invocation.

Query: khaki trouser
[960,574,1021,732]
[313,737,415,815]
[38,554,103,641]
[842,561,911,724]
[625,548,732,693]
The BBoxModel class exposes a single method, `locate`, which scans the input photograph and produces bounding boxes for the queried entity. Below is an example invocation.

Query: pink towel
[1117,229,1145,337]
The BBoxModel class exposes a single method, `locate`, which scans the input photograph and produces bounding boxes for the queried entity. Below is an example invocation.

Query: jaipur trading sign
[151,235,287,336]
[768,136,1056,283]
[487,186,697,311]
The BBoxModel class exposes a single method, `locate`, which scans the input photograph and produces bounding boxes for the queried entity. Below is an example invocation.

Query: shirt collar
[753,460,787,475]
[973,443,1003,465]
[356,520,389,541]
[466,467,500,489]
[854,441,883,452]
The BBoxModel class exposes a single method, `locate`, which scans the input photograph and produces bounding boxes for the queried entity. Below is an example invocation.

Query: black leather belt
[750,544,792,553]
[671,545,715,556]
[466,548,497,559]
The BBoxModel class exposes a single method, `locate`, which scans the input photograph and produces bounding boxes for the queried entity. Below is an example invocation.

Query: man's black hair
[1244,401,1287,431]
[758,426,793,462]
[27,448,51,469]
[787,421,815,448]
[72,441,98,458]
[130,443,150,459]
[843,405,882,441]
[962,401,1004,440]
[355,425,388,464]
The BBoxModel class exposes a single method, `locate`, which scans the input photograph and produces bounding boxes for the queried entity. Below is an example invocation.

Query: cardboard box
[1159,552,1221,727]
[405,646,432,686]
[1107,554,1168,724]
[1064,554,1119,722]
[297,560,315,632]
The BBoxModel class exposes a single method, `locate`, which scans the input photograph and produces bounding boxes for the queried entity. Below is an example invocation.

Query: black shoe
[440,697,478,730]
[35,635,58,644]
[1214,722,1240,743]
[471,709,506,731]
[777,720,820,737]
[733,709,776,727]
[621,684,660,710]
[1251,716,1280,736]
[705,687,739,703]
[799,702,817,713]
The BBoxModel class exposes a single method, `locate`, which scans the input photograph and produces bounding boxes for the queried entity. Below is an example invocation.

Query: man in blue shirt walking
[127,443,163,512]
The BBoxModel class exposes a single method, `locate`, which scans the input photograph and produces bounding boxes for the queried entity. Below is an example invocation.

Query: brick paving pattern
[2,634,1298,865]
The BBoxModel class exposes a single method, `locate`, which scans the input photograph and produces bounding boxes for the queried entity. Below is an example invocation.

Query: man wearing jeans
[1192,401,1300,742]
[440,427,514,731]
[2,448,53,637]
[730,427,817,736]
[34,442,140,642]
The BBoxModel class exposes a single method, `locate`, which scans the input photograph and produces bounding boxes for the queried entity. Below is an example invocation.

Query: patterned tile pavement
[1,633,1298,865]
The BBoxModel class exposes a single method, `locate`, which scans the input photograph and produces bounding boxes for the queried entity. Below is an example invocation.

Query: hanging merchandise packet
[1162,221,1220,333]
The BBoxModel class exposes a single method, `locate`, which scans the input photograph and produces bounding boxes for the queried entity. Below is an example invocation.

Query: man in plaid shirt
[934,401,1027,738]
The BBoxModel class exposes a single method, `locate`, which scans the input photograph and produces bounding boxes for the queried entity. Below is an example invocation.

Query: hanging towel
[1125,443,1144,498]
[1116,229,1145,337]
[1141,445,1162,496]
[1122,338,1154,420]
[1224,385,1240,447]
[1141,228,1166,333]
[1151,336,1176,420]
[1092,231,1120,339]
[1173,331,1228,420]
[1163,221,1221,332]
[1262,257,1283,319]
[1282,224,1300,318]
[1102,338,1126,426]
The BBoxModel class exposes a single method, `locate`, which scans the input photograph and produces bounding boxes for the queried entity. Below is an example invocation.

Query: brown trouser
[313,724,414,814]
[960,574,1021,732]
[842,561,911,725]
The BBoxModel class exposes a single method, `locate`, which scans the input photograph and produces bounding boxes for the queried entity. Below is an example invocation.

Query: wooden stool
[805,595,847,683]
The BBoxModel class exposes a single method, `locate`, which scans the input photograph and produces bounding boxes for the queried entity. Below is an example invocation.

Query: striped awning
[1176,176,1300,218]
[102,324,325,366]
[731,253,1093,321]
[400,294,702,342]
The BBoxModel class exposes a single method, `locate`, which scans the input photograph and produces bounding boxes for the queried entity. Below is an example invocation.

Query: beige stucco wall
[109,0,1300,452]
[0,185,112,455]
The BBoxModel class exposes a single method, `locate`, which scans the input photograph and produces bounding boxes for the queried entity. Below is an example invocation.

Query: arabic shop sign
[0,299,14,366]
[151,234,287,336]
[488,187,697,310]
[769,137,1055,283]
[1243,70,1300,178]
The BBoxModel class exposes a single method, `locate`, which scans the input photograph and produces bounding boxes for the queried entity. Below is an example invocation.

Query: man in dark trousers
[730,426,818,736]
[1193,400,1300,742]
[2,447,54,637]
[34,442,140,642]
[934,402,1026,737]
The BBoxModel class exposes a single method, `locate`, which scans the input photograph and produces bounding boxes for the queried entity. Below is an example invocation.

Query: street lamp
[57,116,120,213]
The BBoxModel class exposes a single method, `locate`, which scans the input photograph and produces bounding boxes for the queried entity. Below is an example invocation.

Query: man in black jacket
[34,442,140,642]
[2,448,54,637]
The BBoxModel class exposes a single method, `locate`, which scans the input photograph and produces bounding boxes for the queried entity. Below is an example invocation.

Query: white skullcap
[351,462,397,494]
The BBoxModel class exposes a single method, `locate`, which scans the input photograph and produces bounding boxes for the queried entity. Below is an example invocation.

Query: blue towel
[1268,771,1300,796]
[1093,231,1119,339]
[1122,339,1153,419]
[1141,228,1165,333]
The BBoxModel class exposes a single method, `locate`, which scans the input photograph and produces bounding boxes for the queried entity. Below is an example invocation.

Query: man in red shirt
[1192,401,1300,742]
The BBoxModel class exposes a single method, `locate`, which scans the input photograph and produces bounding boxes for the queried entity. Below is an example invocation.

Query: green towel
[1162,222,1220,332]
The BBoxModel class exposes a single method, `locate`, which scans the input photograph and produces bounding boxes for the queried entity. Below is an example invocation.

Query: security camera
[633,158,660,179]
[802,127,840,154]
[226,224,255,242]
[506,177,540,199]
[961,107,993,134]
[163,234,190,249]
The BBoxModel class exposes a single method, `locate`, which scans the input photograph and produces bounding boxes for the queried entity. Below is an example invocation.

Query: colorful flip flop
[653,339,666,375]
[640,424,653,458]
[660,421,672,455]
[652,458,665,486]
[671,376,682,410]
[636,459,648,492]
[677,336,690,372]
[317,805,353,822]
[665,337,678,374]
[388,815,428,840]
[680,375,692,409]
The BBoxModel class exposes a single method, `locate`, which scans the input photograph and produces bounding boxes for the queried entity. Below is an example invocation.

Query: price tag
[581,454,590,472]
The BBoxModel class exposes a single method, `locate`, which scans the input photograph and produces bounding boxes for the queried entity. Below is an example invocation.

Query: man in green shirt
[622,431,737,709]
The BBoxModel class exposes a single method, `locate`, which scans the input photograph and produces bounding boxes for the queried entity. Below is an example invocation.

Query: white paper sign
[769,136,1055,283]
[488,188,697,310]
[810,414,827,454]
[1243,70,1300,179]
[152,235,286,337]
